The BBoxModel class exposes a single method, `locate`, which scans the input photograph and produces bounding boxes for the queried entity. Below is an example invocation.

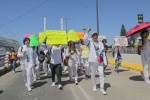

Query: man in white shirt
[83,28,107,95]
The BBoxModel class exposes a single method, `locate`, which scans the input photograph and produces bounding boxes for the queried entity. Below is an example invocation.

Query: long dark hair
[68,42,76,53]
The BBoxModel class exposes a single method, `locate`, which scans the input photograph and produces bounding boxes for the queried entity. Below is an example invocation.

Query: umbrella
[126,22,150,37]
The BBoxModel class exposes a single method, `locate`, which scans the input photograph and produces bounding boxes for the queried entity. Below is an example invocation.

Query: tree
[120,24,126,36]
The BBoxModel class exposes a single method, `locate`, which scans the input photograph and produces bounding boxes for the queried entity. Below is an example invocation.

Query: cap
[92,32,98,36]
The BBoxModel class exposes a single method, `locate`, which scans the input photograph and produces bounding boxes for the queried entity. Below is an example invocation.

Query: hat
[92,32,98,36]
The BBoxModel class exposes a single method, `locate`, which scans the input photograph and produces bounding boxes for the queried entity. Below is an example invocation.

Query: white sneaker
[58,84,63,89]
[45,74,48,76]
[13,71,15,74]
[33,78,37,82]
[75,81,78,85]
[100,89,107,95]
[145,78,150,83]
[25,83,28,87]
[52,82,55,86]
[93,86,97,91]
[140,71,145,80]
[27,86,32,92]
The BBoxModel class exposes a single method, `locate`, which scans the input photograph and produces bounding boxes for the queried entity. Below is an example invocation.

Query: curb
[108,58,143,71]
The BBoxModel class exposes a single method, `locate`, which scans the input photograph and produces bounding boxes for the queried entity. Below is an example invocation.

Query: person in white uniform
[112,45,122,72]
[83,28,107,95]
[33,46,41,80]
[17,46,27,87]
[65,42,80,85]
[80,40,90,80]
[17,38,34,92]
[138,29,150,83]
[39,42,51,76]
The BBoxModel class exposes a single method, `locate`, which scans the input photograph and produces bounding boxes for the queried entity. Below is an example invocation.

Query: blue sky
[0,0,150,45]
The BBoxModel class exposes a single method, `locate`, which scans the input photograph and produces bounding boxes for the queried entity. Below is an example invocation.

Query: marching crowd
[8,28,150,95]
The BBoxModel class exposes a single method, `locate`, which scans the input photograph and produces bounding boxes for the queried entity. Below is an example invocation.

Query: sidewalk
[107,53,143,71]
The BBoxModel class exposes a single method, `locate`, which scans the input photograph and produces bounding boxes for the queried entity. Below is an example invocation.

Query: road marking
[77,85,92,100]
[68,83,81,100]
[64,76,92,100]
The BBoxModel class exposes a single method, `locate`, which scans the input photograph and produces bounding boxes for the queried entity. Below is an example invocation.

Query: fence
[108,46,138,54]
[0,52,20,76]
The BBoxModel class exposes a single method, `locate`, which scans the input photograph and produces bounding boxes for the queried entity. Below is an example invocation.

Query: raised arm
[82,28,91,46]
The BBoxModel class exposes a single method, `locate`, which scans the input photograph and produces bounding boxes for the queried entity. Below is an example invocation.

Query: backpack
[38,51,46,63]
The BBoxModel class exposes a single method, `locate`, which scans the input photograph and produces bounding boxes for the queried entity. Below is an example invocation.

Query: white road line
[77,85,92,100]
[68,84,81,100]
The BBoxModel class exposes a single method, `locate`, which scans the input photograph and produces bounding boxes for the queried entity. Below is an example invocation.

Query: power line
[0,0,51,29]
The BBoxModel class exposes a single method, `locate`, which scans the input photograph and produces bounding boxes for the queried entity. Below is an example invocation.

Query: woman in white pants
[39,42,51,76]
[17,46,27,86]
[17,38,34,92]
[80,40,90,80]
[112,45,123,72]
[83,28,107,95]
[138,29,150,83]
[33,46,41,80]
[66,42,79,85]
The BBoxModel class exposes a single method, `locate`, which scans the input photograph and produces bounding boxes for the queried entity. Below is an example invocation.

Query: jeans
[115,57,122,70]
[10,59,16,71]
[50,63,62,85]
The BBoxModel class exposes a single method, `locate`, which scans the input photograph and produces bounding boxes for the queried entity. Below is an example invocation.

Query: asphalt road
[0,65,150,100]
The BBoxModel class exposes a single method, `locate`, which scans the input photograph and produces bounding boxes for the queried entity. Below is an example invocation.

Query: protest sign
[114,36,128,46]
[46,30,67,44]
[77,32,84,39]
[24,34,31,38]
[39,32,46,42]
[28,35,39,46]
[68,30,79,41]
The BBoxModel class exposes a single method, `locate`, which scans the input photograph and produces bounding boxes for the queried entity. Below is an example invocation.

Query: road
[0,65,150,100]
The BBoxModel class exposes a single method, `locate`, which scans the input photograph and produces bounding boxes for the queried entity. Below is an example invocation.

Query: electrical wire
[0,0,51,29]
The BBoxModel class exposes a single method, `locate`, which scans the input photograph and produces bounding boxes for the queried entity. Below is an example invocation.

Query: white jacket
[17,46,25,65]
[22,45,34,67]
[83,33,107,65]
[65,47,80,62]
[112,45,122,60]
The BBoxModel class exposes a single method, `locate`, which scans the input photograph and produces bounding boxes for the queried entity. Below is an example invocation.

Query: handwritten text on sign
[46,30,67,44]
[114,36,128,46]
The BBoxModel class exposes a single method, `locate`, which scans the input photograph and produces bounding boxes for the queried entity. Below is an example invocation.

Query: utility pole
[44,17,46,32]
[60,17,64,30]
[96,0,99,35]
[60,17,72,33]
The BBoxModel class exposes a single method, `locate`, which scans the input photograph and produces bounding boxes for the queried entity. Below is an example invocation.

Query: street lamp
[96,0,99,35]
[82,26,87,33]
[60,17,72,33]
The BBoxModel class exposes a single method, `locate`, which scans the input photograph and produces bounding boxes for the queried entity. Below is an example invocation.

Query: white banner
[114,36,128,46]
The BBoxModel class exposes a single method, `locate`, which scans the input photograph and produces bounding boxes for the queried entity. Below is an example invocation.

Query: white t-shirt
[138,39,150,55]
[50,45,64,64]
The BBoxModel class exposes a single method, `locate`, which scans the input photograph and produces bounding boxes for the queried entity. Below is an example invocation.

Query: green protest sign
[28,35,39,46]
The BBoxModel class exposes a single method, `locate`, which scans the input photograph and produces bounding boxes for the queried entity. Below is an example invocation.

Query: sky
[0,0,150,45]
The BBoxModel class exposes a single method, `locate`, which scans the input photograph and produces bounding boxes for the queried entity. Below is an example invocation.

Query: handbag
[97,53,103,63]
